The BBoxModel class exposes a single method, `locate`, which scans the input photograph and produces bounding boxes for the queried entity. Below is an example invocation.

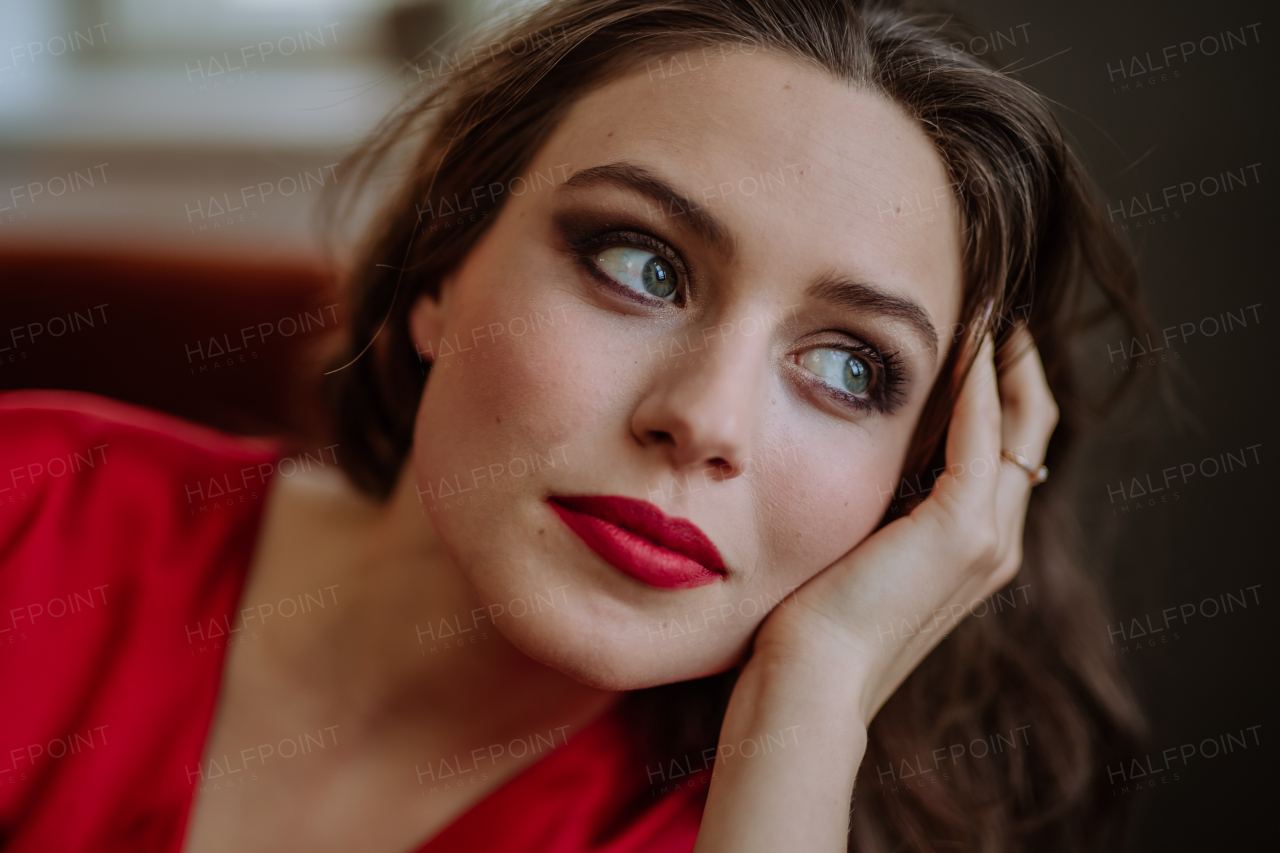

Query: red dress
[0,390,707,851]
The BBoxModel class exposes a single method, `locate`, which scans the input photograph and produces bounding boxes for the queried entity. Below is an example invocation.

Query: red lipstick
[547,495,726,589]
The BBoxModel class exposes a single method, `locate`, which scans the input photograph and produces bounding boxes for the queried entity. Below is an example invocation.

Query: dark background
[953,0,1276,847]
[1,0,1274,848]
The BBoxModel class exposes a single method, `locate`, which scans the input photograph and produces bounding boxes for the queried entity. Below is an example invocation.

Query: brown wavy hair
[323,1,1150,849]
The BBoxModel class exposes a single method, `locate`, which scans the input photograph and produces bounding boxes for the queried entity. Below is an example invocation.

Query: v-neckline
[173,455,637,853]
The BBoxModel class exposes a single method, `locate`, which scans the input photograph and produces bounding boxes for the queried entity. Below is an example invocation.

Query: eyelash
[802,341,906,416]
[566,227,689,306]
[562,222,907,416]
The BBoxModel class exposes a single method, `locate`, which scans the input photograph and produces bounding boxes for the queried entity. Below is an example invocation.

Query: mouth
[547,494,726,589]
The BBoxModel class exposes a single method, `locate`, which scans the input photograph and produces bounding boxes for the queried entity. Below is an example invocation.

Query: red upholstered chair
[0,248,343,449]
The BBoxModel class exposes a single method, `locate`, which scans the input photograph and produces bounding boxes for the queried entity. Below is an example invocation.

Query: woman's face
[408,48,963,689]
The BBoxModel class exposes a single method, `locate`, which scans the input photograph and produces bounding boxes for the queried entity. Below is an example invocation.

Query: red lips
[547,495,726,589]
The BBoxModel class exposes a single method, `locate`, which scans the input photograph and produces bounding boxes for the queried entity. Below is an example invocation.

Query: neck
[246,458,620,748]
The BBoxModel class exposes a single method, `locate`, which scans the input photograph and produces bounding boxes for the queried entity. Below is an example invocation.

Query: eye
[799,348,872,396]
[593,246,679,301]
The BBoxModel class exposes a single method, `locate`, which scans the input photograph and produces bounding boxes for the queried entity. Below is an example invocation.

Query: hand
[750,325,1059,726]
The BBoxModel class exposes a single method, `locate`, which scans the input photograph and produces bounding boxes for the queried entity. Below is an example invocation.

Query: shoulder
[0,388,281,525]
[0,387,280,475]
[0,389,286,591]
[0,392,287,832]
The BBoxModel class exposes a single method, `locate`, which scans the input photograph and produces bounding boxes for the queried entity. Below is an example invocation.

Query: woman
[0,0,1149,850]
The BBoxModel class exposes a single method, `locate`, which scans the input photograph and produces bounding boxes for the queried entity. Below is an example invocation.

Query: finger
[989,325,1058,587]
[927,333,1002,534]
[998,325,1058,468]
[816,336,1001,629]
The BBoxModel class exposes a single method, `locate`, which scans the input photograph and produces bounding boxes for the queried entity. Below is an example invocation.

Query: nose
[630,326,766,479]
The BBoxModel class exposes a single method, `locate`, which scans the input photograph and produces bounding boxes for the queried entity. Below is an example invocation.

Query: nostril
[648,430,675,447]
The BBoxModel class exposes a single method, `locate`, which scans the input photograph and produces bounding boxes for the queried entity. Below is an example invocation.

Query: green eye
[595,247,678,301]
[800,348,872,395]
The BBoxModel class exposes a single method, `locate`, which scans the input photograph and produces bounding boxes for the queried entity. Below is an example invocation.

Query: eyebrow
[807,274,939,364]
[558,160,940,363]
[559,161,739,260]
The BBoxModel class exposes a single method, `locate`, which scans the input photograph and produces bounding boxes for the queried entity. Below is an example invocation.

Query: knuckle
[1042,396,1060,429]
[966,522,1000,566]
[1013,386,1058,431]
[991,550,1023,586]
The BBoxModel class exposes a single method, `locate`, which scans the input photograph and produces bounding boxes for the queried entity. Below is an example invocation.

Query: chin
[474,564,751,692]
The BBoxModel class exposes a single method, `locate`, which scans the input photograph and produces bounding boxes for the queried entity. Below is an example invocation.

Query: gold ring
[1000,449,1048,485]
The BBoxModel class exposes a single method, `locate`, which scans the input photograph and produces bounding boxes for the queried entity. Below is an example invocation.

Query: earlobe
[408,274,456,360]
[408,294,443,359]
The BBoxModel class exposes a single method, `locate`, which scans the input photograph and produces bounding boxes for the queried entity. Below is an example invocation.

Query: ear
[408,271,459,361]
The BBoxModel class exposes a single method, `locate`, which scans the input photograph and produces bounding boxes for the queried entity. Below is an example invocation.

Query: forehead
[532,47,965,351]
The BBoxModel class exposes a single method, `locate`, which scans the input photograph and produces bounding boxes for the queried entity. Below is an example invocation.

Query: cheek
[415,265,584,477]
[751,439,900,590]
[416,312,611,484]
[411,262,619,575]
